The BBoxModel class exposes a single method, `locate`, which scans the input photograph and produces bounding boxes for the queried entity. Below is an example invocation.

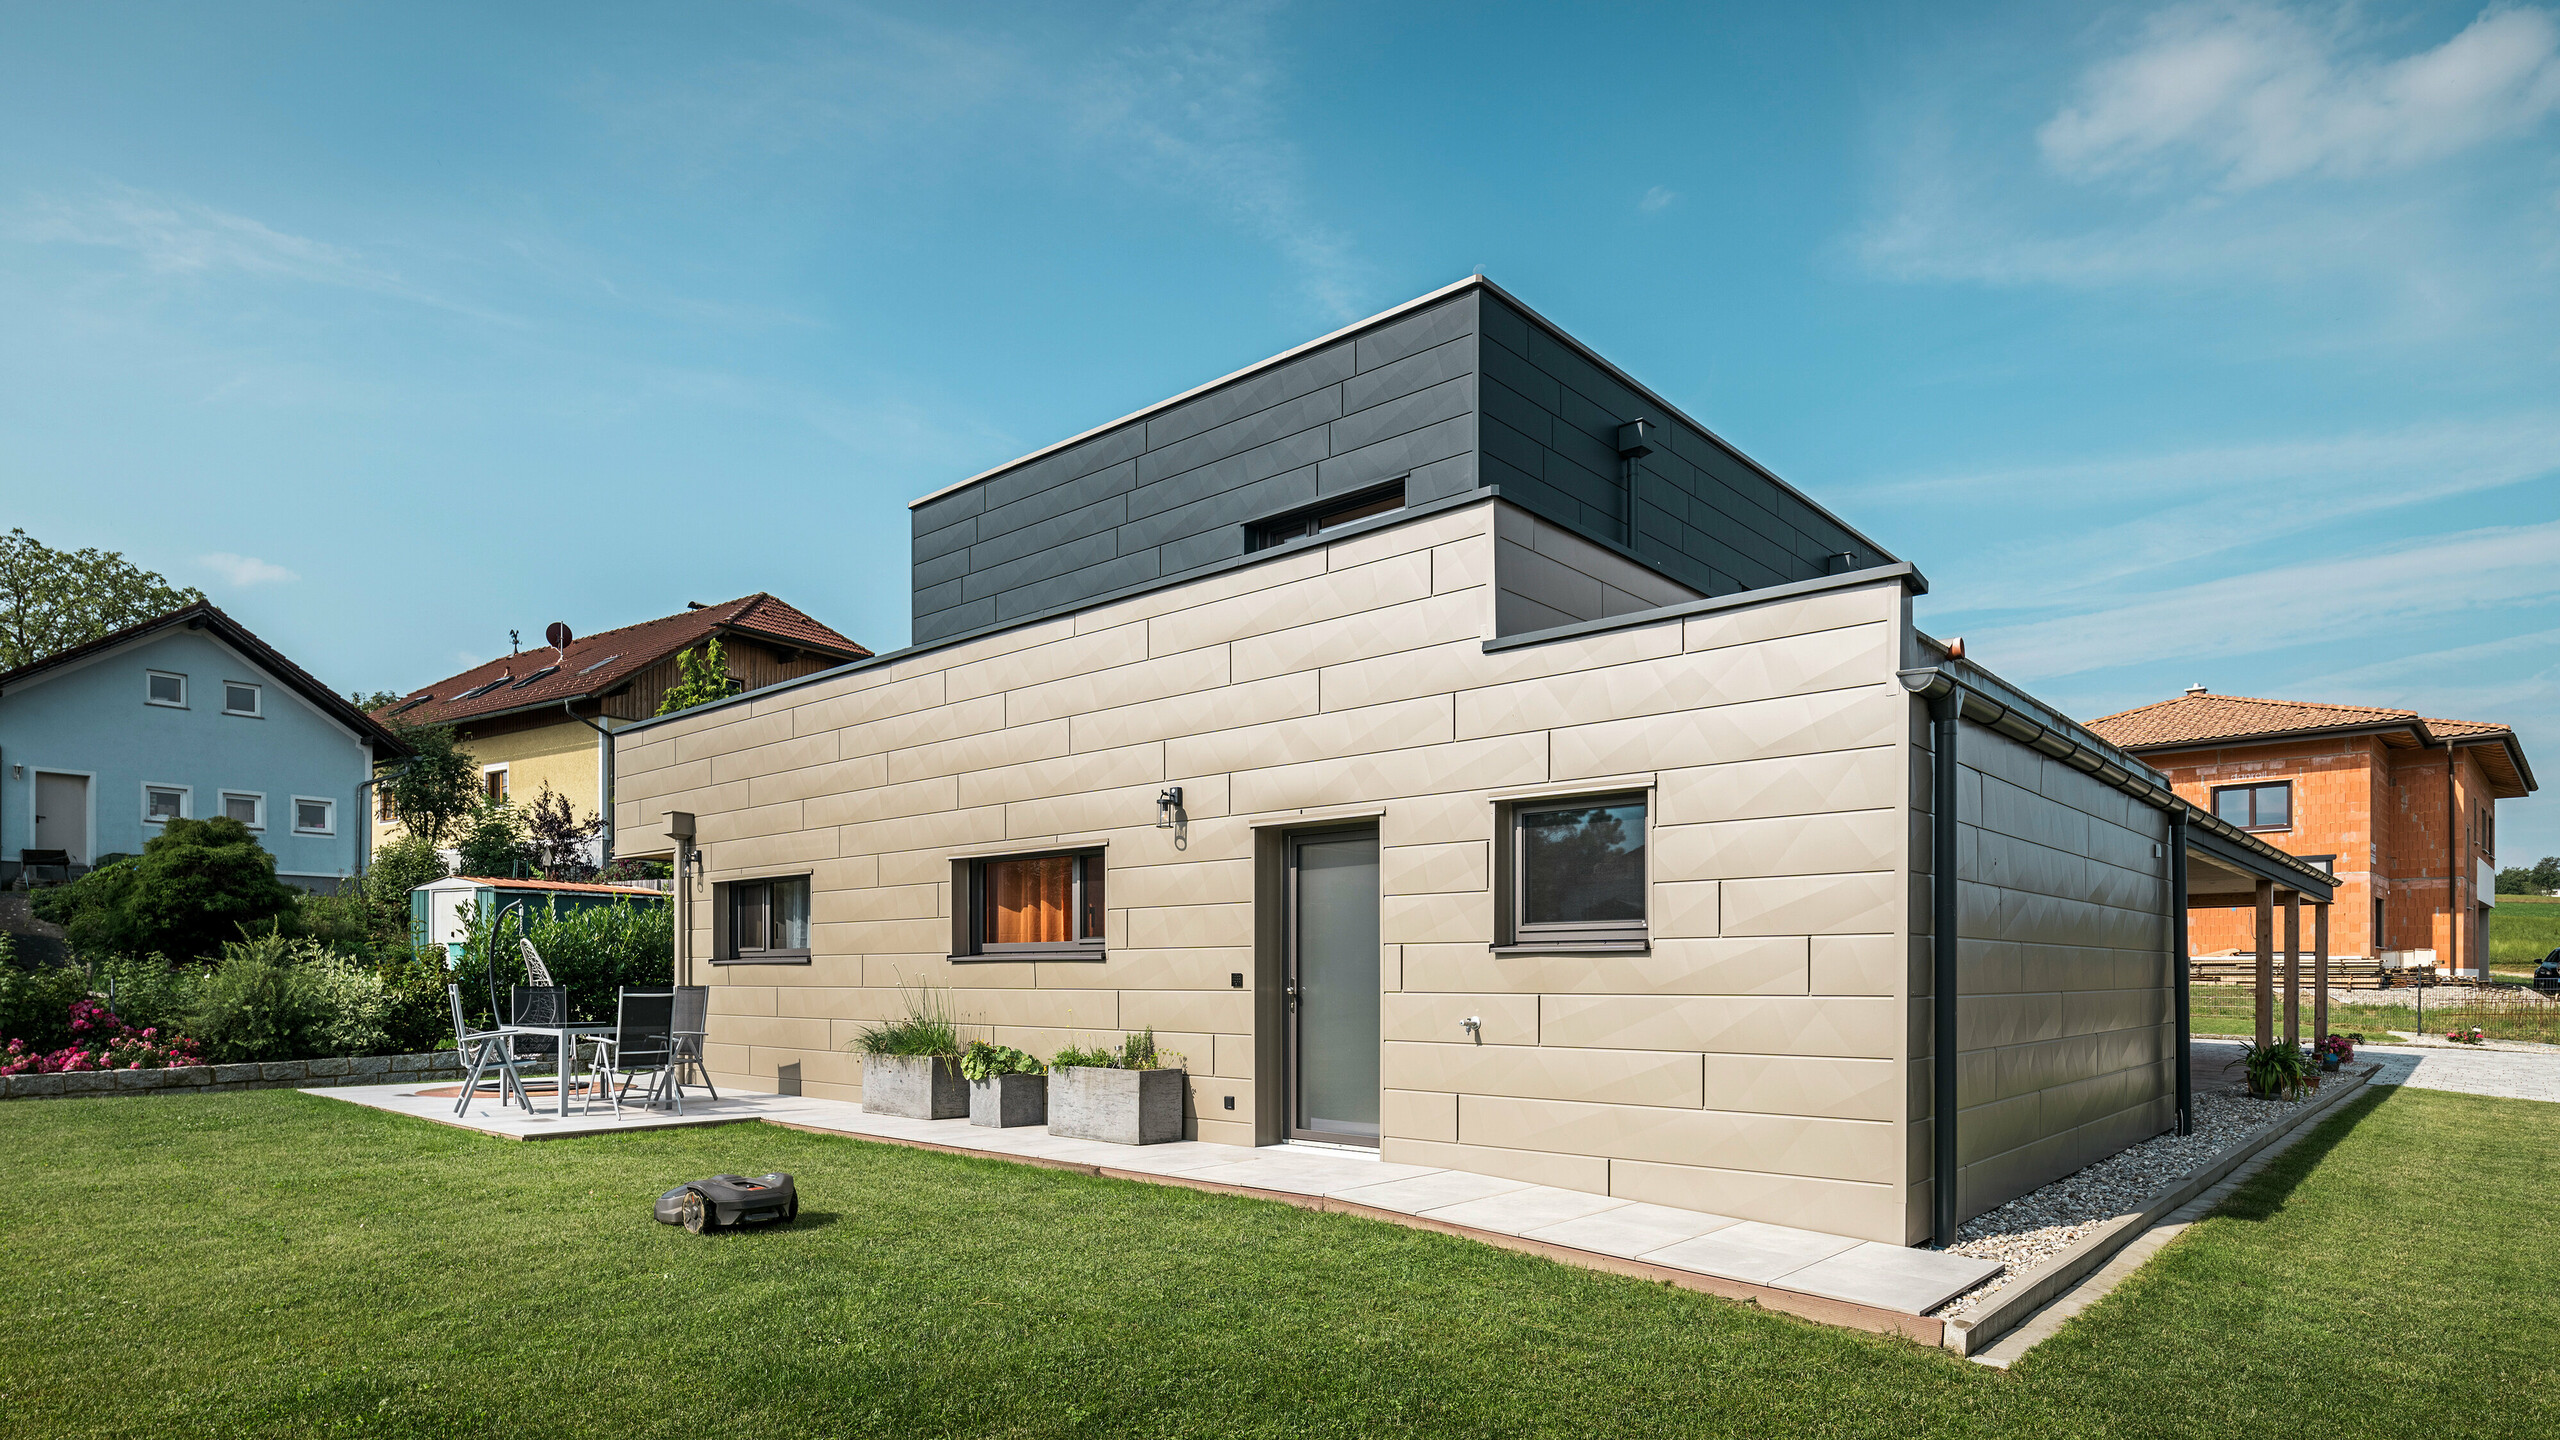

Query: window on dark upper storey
[1245,482,1406,552]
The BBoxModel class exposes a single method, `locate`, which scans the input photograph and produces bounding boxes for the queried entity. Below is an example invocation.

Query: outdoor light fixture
[1155,786,1183,828]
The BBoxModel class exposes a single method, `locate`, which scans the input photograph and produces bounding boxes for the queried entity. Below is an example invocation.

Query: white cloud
[1966,518,2560,677]
[198,552,299,588]
[2040,4,2560,191]
[1639,185,1678,214]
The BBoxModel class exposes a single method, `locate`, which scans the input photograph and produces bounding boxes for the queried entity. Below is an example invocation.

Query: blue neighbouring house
[0,601,409,892]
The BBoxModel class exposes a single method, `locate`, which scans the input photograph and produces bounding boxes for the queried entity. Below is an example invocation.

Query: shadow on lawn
[2209,1086,2391,1225]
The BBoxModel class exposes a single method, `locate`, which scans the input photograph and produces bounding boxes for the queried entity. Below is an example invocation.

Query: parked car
[2534,948,2560,997]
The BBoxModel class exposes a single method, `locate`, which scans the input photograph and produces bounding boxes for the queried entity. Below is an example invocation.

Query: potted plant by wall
[960,1041,1047,1128]
[1046,1028,1185,1145]
[852,987,965,1119]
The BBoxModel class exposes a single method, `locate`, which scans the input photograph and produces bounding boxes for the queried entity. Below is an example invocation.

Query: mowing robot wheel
[679,1188,715,1235]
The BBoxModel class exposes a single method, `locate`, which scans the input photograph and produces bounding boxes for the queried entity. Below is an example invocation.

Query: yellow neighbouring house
[371,594,871,868]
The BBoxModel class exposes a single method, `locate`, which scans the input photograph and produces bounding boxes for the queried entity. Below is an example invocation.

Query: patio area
[313,1079,1999,1329]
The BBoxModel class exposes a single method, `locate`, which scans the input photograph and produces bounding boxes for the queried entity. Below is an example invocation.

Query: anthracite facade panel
[910,282,1893,644]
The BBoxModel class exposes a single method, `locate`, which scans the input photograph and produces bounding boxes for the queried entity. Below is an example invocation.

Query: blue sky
[6,1,2558,854]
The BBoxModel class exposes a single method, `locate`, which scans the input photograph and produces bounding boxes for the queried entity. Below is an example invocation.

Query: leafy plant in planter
[961,1041,1047,1128]
[1048,1027,1187,1145]
[853,986,966,1119]
[2229,1039,2314,1100]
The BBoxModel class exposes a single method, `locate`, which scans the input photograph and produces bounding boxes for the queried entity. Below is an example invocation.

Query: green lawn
[2490,894,2560,971]
[0,1087,2553,1438]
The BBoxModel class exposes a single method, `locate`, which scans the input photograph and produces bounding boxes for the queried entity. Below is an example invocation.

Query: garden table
[496,1022,615,1118]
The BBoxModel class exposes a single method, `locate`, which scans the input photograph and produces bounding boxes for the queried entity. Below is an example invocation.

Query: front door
[33,772,89,864]
[1285,829,1380,1145]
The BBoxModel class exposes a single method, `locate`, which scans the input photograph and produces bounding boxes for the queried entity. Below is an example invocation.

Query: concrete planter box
[862,1053,968,1119]
[1047,1066,1184,1145]
[969,1072,1048,1128]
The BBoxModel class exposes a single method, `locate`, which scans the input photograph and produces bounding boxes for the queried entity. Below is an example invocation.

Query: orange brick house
[2086,688,2536,977]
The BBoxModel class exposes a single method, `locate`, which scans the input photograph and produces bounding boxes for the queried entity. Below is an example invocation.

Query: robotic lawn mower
[655,1173,799,1234]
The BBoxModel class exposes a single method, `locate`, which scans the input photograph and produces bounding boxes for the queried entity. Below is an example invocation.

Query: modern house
[0,600,408,891]
[608,276,2331,1248]
[372,595,870,867]
[2085,687,2537,979]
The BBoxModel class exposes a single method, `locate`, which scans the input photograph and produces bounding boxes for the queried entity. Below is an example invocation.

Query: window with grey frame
[722,875,811,962]
[1503,794,1648,951]
[953,851,1105,961]
[1244,481,1406,553]
[2212,781,2291,830]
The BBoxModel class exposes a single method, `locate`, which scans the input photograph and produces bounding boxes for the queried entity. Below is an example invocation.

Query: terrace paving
[313,1080,2000,1320]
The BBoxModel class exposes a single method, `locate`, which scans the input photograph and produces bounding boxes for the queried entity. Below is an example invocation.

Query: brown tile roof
[2085,689,2536,797]
[2085,692,2427,749]
[376,594,869,729]
[0,599,410,756]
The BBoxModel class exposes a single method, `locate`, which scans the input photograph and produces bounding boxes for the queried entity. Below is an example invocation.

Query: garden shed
[411,876,668,961]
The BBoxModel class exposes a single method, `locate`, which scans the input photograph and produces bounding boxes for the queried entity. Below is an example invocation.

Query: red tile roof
[376,594,869,729]
[452,876,668,896]
[2085,689,2536,796]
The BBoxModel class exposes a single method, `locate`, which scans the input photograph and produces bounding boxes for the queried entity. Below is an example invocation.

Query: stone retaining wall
[1,1049,462,1100]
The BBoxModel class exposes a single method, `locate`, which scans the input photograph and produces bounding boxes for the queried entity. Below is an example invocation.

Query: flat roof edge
[1481,562,1926,654]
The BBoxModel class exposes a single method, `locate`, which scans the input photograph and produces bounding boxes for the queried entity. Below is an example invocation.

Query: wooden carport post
[2282,890,2302,1048]
[2254,878,2276,1048]
[2313,903,2331,1046]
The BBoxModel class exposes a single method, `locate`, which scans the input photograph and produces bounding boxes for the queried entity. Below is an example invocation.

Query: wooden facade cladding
[595,634,846,722]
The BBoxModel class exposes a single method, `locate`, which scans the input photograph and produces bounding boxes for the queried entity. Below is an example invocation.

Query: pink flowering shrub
[0,996,204,1075]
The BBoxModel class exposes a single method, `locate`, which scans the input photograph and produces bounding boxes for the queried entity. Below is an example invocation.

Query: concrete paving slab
[1778,1242,2002,1314]
[1520,1201,1741,1259]
[1420,1185,1627,1235]
[1333,1169,1534,1216]
[1177,1157,1438,1196]
[1640,1220,1860,1285]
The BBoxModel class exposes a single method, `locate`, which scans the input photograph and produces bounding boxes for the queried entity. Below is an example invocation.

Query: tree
[375,721,481,848]
[2536,856,2560,894]
[2498,867,2537,895]
[454,799,531,879]
[0,527,205,670]
[524,782,601,880]
[654,636,743,716]
[350,689,405,712]
[30,816,300,962]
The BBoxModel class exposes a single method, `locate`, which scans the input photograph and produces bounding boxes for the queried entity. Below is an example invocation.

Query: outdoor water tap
[1461,1016,1482,1043]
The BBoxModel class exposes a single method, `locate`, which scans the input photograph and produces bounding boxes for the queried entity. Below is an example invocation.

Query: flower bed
[0,996,203,1076]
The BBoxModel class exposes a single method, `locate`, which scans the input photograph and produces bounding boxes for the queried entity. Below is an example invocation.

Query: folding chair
[663,985,718,1115]
[510,983,570,1092]
[580,989,674,1117]
[447,983,530,1115]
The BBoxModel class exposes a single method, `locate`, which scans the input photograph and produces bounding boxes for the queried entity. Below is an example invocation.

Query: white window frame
[290,795,337,837]
[142,783,192,826]
[220,790,266,830]
[222,680,263,718]
[146,671,188,708]
[482,763,510,802]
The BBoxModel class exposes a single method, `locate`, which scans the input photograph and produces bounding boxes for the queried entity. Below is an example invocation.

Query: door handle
[1284,982,1300,1012]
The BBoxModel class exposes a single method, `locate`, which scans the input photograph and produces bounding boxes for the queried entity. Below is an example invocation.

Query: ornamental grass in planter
[1046,1029,1185,1145]
[853,987,966,1119]
[960,1041,1047,1128]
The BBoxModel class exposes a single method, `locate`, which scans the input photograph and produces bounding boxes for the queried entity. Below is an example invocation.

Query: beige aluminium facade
[613,277,2331,1249]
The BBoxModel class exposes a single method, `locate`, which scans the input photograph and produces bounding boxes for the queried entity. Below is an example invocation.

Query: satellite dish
[544,622,573,649]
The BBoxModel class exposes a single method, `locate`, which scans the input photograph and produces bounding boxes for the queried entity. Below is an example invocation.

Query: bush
[454,800,531,879]
[959,1041,1044,1080]
[0,995,203,1075]
[449,898,671,1030]
[367,834,449,912]
[186,932,334,1063]
[31,817,299,962]
[86,952,198,1036]
[0,941,88,1053]
[374,948,458,1055]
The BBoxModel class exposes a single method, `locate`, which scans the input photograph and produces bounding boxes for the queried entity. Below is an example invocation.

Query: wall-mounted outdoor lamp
[1156,786,1184,828]
[1615,419,1654,546]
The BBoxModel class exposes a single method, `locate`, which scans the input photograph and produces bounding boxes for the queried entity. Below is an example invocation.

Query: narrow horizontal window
[147,672,187,707]
[1507,794,1647,950]
[723,875,812,961]
[1246,482,1406,553]
[959,851,1105,960]
[223,682,261,717]
[2212,782,2291,830]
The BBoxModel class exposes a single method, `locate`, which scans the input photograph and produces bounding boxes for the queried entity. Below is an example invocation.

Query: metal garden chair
[663,985,717,1114]
[447,983,531,1115]
[579,989,675,1117]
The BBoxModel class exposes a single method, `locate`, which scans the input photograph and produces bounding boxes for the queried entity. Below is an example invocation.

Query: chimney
[2185,684,2208,697]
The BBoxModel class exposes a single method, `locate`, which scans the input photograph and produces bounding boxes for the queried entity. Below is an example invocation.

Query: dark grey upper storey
[909,280,1894,644]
